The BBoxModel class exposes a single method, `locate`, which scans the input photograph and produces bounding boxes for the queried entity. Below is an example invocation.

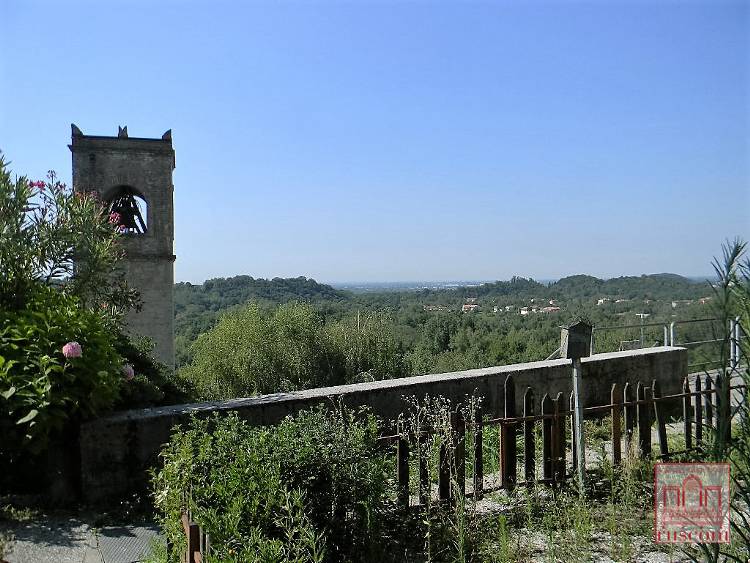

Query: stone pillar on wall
[69,125,176,368]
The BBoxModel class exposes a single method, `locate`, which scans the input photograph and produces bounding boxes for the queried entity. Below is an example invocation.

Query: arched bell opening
[107,186,148,234]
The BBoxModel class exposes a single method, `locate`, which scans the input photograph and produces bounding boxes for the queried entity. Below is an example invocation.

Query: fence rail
[383,372,743,508]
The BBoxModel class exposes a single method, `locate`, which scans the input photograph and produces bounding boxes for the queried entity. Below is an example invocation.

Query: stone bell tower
[70,124,175,368]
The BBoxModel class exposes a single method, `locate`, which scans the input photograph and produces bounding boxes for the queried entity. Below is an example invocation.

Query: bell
[109,193,146,234]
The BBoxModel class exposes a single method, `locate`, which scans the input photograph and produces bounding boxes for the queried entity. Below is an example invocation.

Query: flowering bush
[0,285,122,457]
[0,153,137,313]
[0,153,162,485]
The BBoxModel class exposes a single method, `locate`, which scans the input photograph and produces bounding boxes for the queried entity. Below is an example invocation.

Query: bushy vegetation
[174,276,349,365]
[177,302,408,400]
[0,155,177,491]
[0,285,122,450]
[152,407,392,562]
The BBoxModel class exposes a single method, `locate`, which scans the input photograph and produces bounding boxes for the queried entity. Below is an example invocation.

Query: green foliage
[113,335,190,410]
[322,311,408,383]
[177,302,408,400]
[174,276,348,365]
[151,407,391,562]
[0,156,136,313]
[0,285,121,457]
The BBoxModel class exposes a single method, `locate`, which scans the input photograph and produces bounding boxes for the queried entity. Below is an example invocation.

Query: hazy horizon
[176,271,716,287]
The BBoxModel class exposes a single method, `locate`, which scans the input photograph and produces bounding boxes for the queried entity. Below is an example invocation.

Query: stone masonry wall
[79,346,687,503]
[70,128,175,367]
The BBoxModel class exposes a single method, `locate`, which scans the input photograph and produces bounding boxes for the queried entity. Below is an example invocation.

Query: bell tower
[70,124,176,368]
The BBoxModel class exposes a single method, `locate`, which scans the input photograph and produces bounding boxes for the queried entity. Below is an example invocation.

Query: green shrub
[113,335,190,409]
[0,284,121,454]
[178,302,408,400]
[152,406,393,562]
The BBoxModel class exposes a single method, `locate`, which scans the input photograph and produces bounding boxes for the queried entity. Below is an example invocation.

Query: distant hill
[176,275,347,309]
[550,273,709,300]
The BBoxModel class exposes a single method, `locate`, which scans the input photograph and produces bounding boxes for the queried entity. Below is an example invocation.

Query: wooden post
[439,427,450,502]
[189,522,200,563]
[716,372,731,446]
[611,383,621,466]
[683,377,692,451]
[555,392,566,481]
[652,380,669,459]
[623,382,634,456]
[637,382,651,457]
[695,375,703,446]
[501,375,517,489]
[551,394,560,484]
[542,394,553,481]
[419,433,429,505]
[397,421,410,508]
[705,376,714,434]
[453,410,466,499]
[524,387,535,483]
[182,513,200,563]
[473,404,483,500]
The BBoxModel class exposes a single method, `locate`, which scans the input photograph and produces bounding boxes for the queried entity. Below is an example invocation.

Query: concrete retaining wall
[80,346,687,502]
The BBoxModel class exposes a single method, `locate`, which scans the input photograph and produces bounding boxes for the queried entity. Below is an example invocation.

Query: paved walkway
[1,514,161,563]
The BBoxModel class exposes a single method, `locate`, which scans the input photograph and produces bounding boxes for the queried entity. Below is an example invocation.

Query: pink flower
[62,341,82,359]
[29,180,45,191]
[122,364,135,381]
[109,212,122,225]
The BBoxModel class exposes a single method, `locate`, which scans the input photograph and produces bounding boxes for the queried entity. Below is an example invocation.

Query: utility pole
[636,313,650,348]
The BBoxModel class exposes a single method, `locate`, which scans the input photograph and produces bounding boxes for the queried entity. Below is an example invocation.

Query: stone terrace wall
[80,346,686,502]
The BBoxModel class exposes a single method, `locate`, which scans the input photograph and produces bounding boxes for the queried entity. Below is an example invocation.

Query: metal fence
[591,317,745,370]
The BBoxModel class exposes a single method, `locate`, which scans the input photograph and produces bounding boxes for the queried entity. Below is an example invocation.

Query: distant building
[493,305,499,313]
[541,306,561,313]
[462,303,479,313]
[505,305,513,311]
[597,298,610,306]
[699,297,712,305]
[520,307,530,315]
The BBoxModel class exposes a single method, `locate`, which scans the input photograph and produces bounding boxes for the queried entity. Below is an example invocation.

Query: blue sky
[2,0,748,283]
